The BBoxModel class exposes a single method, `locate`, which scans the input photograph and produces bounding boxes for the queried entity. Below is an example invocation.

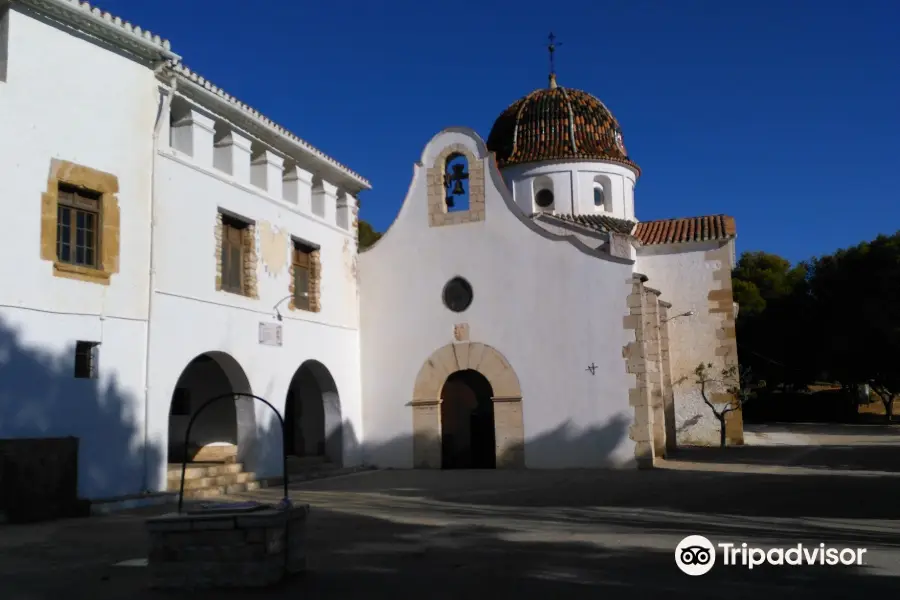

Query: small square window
[74,341,99,379]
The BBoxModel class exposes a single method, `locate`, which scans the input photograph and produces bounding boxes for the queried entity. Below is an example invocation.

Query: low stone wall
[146,504,309,589]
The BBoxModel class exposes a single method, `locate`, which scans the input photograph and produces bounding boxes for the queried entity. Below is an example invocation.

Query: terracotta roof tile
[633,215,736,245]
[487,86,640,175]
[534,212,635,235]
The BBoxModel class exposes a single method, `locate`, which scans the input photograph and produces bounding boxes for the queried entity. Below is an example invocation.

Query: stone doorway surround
[410,342,524,469]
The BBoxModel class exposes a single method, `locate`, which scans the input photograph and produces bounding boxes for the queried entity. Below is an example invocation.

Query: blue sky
[111,0,897,264]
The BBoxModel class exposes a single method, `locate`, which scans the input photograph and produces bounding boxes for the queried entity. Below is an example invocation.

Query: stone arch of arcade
[411,342,524,469]
[166,351,256,465]
[284,360,343,467]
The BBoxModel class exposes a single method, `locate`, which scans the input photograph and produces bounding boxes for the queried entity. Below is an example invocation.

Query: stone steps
[184,481,262,500]
[167,462,260,500]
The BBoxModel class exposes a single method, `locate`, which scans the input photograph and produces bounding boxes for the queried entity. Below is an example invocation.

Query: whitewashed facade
[0,2,741,504]
[360,130,639,469]
[0,1,368,500]
[359,76,743,469]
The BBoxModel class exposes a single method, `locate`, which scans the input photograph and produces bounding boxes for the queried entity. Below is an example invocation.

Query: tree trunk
[718,415,727,448]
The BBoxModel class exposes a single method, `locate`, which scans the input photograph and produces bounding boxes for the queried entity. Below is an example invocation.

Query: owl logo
[615,131,627,154]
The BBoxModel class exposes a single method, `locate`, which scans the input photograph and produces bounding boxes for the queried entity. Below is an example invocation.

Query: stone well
[146,503,309,589]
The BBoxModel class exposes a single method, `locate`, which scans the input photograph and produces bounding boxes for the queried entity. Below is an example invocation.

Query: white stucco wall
[636,240,736,445]
[0,9,157,499]
[144,132,364,491]
[360,129,637,469]
[0,6,367,500]
[502,160,637,221]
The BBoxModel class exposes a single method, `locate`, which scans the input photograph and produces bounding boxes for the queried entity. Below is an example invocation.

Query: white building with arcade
[0,1,742,508]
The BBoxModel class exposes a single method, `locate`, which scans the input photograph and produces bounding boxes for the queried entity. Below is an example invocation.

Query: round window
[535,188,554,208]
[442,277,473,313]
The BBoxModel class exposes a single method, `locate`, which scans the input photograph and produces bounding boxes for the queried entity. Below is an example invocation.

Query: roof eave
[637,234,737,248]
[533,213,612,240]
[168,67,371,194]
[16,0,180,62]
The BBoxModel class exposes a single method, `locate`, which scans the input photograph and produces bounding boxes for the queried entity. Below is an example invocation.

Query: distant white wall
[636,240,736,446]
[360,129,637,469]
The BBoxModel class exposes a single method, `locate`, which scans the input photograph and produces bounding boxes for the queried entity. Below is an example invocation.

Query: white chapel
[0,1,742,508]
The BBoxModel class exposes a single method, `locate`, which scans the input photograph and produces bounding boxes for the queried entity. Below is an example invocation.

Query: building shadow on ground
[5,420,900,597]
[670,443,900,473]
[748,421,900,437]
[81,507,900,599]
[4,504,899,600]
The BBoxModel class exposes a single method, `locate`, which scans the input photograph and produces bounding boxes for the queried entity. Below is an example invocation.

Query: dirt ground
[3,423,900,599]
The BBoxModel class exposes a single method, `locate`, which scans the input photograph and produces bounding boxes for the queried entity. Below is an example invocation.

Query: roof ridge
[637,213,733,223]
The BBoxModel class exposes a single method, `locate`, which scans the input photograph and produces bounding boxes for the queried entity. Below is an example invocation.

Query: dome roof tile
[486,83,640,175]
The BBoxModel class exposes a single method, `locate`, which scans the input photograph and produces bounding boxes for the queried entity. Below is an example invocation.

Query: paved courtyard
[3,423,900,598]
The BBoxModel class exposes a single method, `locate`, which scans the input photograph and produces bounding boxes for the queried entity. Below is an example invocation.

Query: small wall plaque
[453,323,469,342]
[259,322,283,347]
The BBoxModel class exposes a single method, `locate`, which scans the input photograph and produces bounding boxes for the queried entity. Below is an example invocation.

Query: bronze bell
[451,179,465,196]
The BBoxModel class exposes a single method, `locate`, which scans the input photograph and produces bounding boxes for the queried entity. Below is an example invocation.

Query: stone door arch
[411,342,524,468]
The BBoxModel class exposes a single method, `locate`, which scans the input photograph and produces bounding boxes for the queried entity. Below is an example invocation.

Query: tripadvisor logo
[675,535,716,576]
[675,536,868,575]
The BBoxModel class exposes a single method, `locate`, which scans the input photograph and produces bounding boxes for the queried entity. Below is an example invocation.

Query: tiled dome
[486,78,640,174]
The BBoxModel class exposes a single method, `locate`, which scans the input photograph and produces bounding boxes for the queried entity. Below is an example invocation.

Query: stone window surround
[426,144,486,227]
[410,341,524,469]
[288,237,321,313]
[40,159,120,285]
[214,210,259,299]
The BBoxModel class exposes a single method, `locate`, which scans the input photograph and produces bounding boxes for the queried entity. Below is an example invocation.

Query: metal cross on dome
[548,32,562,76]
